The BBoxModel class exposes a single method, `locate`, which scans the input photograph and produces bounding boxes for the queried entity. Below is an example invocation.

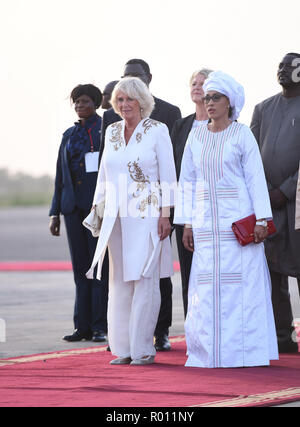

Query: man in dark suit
[49,84,108,343]
[250,53,300,353]
[100,59,182,351]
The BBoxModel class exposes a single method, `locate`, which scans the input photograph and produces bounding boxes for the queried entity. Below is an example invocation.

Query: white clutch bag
[82,201,105,237]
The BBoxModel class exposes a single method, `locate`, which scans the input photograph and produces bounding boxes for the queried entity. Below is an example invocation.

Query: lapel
[265,94,284,147]
[122,118,146,148]
[176,114,195,155]
[62,127,75,186]
[151,96,161,119]
[173,114,196,179]
[181,114,196,143]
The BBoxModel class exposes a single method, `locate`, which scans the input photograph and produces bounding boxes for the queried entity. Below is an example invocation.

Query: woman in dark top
[171,69,212,318]
[49,84,108,343]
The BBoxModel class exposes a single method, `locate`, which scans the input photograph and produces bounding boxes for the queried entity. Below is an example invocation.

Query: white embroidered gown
[174,122,279,368]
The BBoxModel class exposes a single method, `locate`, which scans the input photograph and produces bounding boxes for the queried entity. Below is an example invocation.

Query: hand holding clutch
[82,201,105,237]
[232,214,276,246]
[253,224,268,243]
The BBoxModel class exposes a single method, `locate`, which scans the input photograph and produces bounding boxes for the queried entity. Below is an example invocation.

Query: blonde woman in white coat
[87,77,177,365]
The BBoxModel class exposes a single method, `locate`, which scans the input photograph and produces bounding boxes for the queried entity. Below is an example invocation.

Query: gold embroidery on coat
[139,193,159,213]
[136,133,142,143]
[142,119,161,134]
[127,158,150,194]
[127,159,160,217]
[110,122,123,151]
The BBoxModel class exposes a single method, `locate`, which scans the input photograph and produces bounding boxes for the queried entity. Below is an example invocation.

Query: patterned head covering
[203,71,245,121]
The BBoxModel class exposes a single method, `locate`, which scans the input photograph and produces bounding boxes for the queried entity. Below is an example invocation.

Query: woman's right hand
[182,228,194,252]
[49,216,60,236]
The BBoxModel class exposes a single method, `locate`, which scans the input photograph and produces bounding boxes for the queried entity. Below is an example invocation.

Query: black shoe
[155,334,171,351]
[62,330,92,342]
[92,331,107,343]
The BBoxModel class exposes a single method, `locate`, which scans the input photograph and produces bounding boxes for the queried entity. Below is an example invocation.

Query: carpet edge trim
[0,336,186,367]
[190,387,300,407]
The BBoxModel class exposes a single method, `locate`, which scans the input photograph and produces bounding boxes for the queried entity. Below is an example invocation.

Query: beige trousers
[107,216,161,360]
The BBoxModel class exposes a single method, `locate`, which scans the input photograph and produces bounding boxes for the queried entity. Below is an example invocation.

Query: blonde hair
[189,68,213,86]
[111,77,155,119]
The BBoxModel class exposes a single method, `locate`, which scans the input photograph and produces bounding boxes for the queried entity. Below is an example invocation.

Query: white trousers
[107,216,161,360]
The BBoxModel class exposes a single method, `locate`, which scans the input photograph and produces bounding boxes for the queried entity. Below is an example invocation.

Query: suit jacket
[171,113,196,180]
[87,118,177,281]
[99,96,181,162]
[49,116,101,216]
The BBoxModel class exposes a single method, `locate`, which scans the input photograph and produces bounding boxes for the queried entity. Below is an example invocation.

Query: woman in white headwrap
[174,71,279,368]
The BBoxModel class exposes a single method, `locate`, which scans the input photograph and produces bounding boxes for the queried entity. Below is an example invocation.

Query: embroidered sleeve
[109,122,123,151]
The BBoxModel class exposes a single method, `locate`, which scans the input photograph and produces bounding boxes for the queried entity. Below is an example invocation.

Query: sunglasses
[203,94,226,103]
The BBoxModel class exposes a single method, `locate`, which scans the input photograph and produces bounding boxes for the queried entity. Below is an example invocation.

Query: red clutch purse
[232,214,276,246]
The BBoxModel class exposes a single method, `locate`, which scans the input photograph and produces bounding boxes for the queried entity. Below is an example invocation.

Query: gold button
[77,181,82,185]
[80,163,84,167]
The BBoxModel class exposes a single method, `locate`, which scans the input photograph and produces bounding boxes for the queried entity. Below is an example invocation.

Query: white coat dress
[87,118,177,283]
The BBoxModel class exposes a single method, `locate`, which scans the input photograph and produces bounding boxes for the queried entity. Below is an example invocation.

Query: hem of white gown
[185,354,279,368]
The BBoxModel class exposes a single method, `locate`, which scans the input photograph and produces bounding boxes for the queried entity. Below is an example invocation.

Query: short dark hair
[125,59,151,75]
[70,84,103,109]
[286,52,300,58]
[103,80,119,95]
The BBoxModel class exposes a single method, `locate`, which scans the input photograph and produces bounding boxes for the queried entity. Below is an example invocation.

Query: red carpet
[0,261,73,271]
[0,261,181,272]
[1,337,300,408]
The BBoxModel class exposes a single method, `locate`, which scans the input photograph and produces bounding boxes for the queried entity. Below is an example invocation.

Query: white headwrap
[203,71,245,121]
